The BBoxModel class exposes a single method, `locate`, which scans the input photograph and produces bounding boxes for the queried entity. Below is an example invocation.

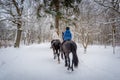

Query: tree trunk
[54,0,60,35]
[55,15,59,35]
[111,0,116,54]
[112,25,116,54]
[14,24,22,48]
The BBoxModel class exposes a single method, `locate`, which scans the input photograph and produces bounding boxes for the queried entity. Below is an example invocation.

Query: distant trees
[0,0,25,47]
[94,0,120,53]
[0,21,16,47]
[70,0,100,51]
[94,0,120,15]
[0,0,120,49]
[94,0,120,49]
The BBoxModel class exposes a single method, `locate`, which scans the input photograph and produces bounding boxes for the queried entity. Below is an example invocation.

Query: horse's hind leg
[71,59,74,71]
[61,53,64,59]
[67,56,70,70]
[64,54,68,67]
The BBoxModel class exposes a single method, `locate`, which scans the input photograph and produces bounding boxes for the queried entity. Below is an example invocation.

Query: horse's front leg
[71,59,74,71]
[53,49,56,59]
[60,47,64,59]
[57,49,60,64]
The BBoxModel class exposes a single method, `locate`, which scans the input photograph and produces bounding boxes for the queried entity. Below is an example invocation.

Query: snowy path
[0,43,120,80]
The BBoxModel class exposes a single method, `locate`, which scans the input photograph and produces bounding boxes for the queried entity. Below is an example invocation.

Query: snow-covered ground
[0,43,120,80]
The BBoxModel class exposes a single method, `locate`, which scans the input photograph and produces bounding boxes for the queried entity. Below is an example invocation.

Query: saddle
[62,39,71,45]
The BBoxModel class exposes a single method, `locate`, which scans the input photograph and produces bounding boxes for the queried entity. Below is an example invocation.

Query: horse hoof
[70,67,74,71]
[54,56,56,59]
[65,64,67,67]
[67,68,69,70]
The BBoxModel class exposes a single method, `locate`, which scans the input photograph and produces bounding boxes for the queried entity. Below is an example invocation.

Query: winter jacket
[63,30,72,41]
[52,31,60,40]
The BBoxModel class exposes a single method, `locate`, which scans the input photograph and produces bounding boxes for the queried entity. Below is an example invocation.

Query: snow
[0,43,120,80]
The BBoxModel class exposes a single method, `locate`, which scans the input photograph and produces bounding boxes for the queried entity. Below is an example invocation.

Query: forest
[0,0,120,49]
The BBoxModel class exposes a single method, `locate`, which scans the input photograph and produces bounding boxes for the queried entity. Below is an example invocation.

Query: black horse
[61,40,79,71]
[51,39,61,63]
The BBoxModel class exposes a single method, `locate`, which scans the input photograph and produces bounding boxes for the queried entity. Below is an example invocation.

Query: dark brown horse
[51,39,61,63]
[61,40,79,71]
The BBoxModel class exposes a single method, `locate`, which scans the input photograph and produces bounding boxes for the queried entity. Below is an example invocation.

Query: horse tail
[72,51,79,67]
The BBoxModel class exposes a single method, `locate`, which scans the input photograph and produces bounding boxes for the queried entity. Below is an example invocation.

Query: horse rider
[62,27,72,44]
[50,29,60,48]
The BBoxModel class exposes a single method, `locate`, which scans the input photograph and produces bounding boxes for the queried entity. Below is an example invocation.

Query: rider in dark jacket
[63,27,72,41]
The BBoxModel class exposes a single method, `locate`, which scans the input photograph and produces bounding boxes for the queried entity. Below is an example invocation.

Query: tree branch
[94,0,120,15]
[12,0,21,16]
